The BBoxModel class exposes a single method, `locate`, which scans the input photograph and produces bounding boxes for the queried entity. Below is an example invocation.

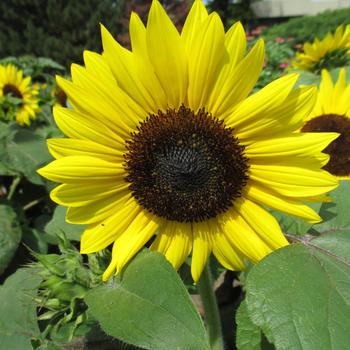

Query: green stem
[7,176,20,200]
[197,261,225,350]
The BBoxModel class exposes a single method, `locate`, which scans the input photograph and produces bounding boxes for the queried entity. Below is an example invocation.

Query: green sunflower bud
[32,233,105,342]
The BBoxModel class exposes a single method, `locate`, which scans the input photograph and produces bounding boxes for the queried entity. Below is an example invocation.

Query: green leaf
[0,122,15,176]
[245,232,350,350]
[294,70,320,87]
[329,67,350,83]
[0,268,42,350]
[236,300,262,350]
[0,203,22,274]
[313,180,350,233]
[6,130,52,185]
[45,205,85,241]
[85,250,210,350]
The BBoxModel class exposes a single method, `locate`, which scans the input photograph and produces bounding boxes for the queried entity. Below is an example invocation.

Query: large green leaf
[6,130,52,185]
[0,268,42,350]
[85,250,210,350]
[0,122,15,175]
[0,203,22,274]
[245,232,350,350]
[45,205,85,242]
[236,300,262,350]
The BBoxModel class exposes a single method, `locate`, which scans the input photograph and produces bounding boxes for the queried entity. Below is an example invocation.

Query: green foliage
[312,48,350,74]
[235,301,262,350]
[237,181,350,350]
[313,180,350,234]
[263,7,350,43]
[0,58,62,282]
[254,39,294,89]
[0,56,65,82]
[0,268,42,350]
[244,237,350,350]
[207,0,254,27]
[86,250,211,350]
[34,235,108,343]
[0,203,22,274]
[45,206,86,242]
[0,0,126,68]
[5,130,52,185]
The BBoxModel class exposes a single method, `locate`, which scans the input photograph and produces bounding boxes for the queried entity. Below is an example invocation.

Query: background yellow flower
[0,64,40,126]
[301,68,350,179]
[292,24,350,72]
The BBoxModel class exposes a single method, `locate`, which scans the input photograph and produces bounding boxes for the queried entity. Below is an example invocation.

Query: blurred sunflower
[301,68,350,179]
[0,64,40,126]
[292,24,350,73]
[38,0,338,282]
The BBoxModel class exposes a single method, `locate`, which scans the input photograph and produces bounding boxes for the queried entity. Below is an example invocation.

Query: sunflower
[301,68,350,179]
[38,0,338,282]
[292,24,350,73]
[0,64,40,126]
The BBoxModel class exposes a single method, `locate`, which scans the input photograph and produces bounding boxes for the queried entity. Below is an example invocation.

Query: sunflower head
[0,63,40,126]
[301,68,350,179]
[292,24,350,73]
[38,0,338,282]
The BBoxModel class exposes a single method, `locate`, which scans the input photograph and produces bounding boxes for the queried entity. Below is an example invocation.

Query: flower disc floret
[125,105,249,222]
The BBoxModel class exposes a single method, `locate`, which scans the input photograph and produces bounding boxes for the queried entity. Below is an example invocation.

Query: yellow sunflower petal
[71,63,144,128]
[47,138,124,161]
[187,12,225,112]
[209,39,265,120]
[318,69,334,114]
[129,12,168,112]
[207,22,246,113]
[233,85,316,140]
[57,75,133,138]
[212,229,246,271]
[101,25,157,113]
[163,222,192,270]
[114,211,160,273]
[83,50,117,88]
[51,182,128,207]
[66,192,130,224]
[80,198,140,253]
[250,164,338,197]
[146,0,187,108]
[150,221,176,254]
[52,106,125,148]
[181,0,208,53]
[220,209,272,263]
[245,183,321,223]
[37,156,125,184]
[191,220,213,282]
[236,198,288,249]
[102,242,119,281]
[245,132,338,159]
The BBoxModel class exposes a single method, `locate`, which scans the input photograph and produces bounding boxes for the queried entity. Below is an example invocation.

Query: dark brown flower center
[2,84,23,99]
[124,105,249,222]
[301,114,350,176]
